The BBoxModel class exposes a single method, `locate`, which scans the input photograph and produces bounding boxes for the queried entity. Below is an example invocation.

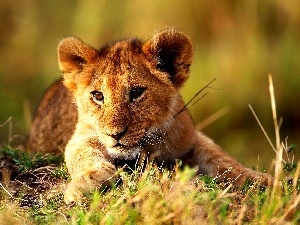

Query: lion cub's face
[58,30,193,159]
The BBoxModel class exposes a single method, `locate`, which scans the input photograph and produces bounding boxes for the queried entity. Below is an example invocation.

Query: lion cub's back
[25,79,77,154]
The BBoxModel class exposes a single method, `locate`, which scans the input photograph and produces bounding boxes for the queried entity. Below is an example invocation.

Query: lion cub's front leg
[64,136,116,204]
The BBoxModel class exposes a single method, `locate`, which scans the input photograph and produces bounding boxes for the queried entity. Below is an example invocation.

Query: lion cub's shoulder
[25,80,77,154]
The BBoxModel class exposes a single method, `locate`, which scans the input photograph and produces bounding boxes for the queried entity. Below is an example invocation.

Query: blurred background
[0,0,299,170]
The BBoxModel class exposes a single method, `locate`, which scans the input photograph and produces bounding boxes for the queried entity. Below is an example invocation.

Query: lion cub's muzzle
[102,125,145,148]
[102,126,148,160]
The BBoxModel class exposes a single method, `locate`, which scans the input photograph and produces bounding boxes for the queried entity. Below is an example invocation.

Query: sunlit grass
[0,147,299,224]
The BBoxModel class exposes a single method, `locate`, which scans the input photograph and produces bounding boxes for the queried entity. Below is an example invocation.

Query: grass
[0,146,63,174]
[0,147,299,224]
[0,76,299,224]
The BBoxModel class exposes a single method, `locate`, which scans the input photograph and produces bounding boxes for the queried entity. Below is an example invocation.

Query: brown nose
[110,128,128,141]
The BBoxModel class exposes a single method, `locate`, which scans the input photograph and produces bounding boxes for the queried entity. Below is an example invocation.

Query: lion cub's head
[58,30,193,159]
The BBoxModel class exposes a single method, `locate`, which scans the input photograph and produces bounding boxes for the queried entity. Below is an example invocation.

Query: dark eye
[130,87,146,103]
[91,91,104,103]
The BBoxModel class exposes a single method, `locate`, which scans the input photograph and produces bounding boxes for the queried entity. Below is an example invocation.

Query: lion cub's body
[26,30,271,203]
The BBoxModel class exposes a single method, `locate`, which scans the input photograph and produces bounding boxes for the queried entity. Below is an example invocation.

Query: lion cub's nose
[110,128,128,141]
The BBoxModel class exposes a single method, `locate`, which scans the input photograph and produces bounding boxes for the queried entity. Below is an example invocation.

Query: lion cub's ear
[58,37,98,90]
[143,30,194,89]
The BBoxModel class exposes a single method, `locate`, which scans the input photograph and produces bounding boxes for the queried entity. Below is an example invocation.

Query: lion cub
[26,30,272,203]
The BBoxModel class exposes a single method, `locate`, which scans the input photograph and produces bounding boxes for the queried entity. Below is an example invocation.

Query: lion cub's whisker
[174,78,218,118]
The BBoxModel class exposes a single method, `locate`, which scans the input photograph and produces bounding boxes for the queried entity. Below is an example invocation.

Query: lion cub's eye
[129,87,146,103]
[91,91,104,103]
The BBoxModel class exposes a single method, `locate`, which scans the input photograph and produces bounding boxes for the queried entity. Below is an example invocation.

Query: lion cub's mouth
[106,144,143,160]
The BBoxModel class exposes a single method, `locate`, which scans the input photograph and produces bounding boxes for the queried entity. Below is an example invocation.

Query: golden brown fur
[25,80,77,154]
[26,30,272,203]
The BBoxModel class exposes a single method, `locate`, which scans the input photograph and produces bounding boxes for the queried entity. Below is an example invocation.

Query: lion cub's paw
[64,180,84,204]
[63,161,117,204]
